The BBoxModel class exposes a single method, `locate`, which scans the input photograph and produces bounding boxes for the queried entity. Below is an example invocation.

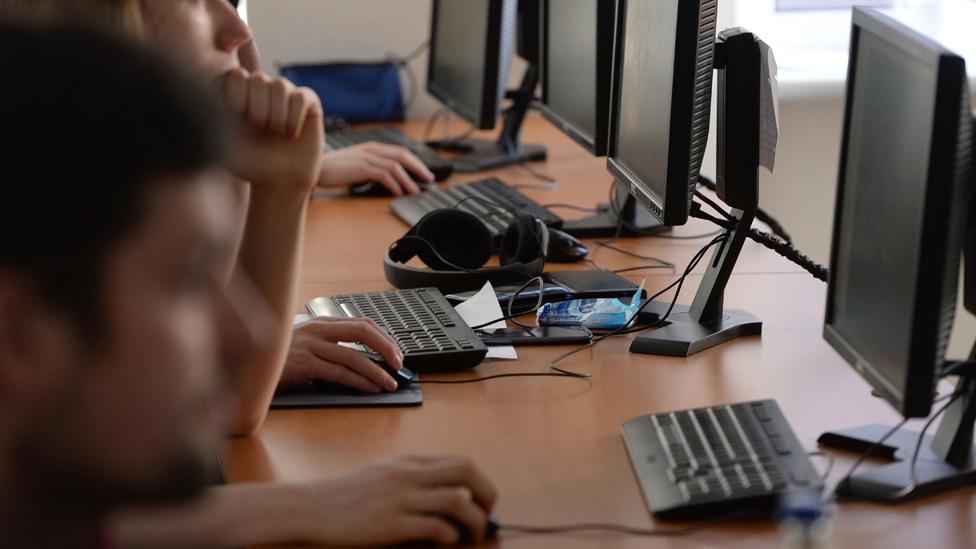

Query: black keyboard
[326,127,455,181]
[390,177,564,242]
[621,399,822,520]
[305,287,487,372]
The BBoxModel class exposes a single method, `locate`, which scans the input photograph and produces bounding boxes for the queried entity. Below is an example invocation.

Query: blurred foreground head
[0,18,265,529]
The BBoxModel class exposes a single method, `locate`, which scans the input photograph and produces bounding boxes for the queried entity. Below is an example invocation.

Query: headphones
[384,208,549,294]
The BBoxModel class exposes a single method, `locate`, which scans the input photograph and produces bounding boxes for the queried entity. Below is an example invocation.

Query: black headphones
[384,208,549,294]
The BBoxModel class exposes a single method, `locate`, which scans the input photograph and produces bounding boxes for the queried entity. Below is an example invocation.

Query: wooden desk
[223,116,976,548]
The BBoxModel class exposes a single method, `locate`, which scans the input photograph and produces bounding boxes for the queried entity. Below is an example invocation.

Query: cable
[697,175,793,242]
[904,387,966,494]
[501,510,758,537]
[688,203,829,282]
[511,159,559,190]
[386,40,430,112]
[416,372,585,384]
[825,418,910,505]
[592,241,675,270]
[542,203,600,213]
[546,233,730,377]
[807,451,836,482]
[507,276,545,329]
[694,191,736,223]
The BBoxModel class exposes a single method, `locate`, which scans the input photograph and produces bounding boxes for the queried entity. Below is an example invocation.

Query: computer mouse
[362,353,414,389]
[546,228,589,263]
[348,179,437,197]
[452,515,500,544]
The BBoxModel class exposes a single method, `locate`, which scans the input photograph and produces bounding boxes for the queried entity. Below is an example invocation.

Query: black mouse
[380,362,415,390]
[348,179,437,197]
[546,229,589,263]
[452,515,500,544]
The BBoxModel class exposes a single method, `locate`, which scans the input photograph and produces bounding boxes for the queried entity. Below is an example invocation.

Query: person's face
[140,0,252,79]
[3,175,264,504]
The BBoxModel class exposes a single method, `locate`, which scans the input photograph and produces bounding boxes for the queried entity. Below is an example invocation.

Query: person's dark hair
[0,21,228,334]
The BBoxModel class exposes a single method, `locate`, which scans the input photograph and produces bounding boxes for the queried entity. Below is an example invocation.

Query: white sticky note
[454,281,518,361]
[758,39,780,173]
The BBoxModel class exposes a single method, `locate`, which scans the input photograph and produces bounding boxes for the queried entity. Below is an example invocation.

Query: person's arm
[109,456,498,548]
[219,69,323,435]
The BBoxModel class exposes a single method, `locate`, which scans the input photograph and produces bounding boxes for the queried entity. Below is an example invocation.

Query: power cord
[697,175,793,242]
[416,372,585,384]
[385,40,430,113]
[500,510,760,537]
[688,202,829,282]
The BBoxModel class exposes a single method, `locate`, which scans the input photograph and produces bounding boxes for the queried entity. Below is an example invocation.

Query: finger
[365,166,404,197]
[309,356,384,393]
[311,318,403,370]
[246,73,272,131]
[309,339,399,392]
[405,487,488,543]
[367,158,420,196]
[396,516,458,546]
[286,89,312,139]
[268,78,290,135]
[391,147,436,183]
[222,68,250,114]
[415,459,498,513]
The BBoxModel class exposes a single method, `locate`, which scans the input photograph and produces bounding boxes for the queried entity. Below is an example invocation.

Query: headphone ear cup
[414,209,493,270]
[499,213,545,266]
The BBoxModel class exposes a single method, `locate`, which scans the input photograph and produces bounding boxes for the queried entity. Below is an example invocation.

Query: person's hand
[319,142,435,196]
[285,456,498,546]
[279,317,404,392]
[222,68,323,194]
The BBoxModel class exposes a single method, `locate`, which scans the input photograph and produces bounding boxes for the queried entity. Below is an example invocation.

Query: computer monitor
[539,0,615,156]
[820,7,975,502]
[426,0,547,172]
[607,0,717,227]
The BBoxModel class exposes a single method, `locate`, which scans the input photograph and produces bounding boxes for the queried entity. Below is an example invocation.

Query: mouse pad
[270,380,423,408]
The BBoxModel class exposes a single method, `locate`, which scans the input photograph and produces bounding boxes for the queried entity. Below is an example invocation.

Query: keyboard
[326,127,455,181]
[390,177,564,242]
[621,399,822,520]
[305,287,487,373]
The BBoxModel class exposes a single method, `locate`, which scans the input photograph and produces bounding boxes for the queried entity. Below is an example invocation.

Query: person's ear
[0,272,79,411]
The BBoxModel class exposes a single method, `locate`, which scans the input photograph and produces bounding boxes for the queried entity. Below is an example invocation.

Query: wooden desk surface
[223,116,976,548]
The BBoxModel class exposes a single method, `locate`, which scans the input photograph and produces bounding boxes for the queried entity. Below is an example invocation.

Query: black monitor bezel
[605,0,714,227]
[427,0,505,130]
[824,8,969,419]
[538,0,616,156]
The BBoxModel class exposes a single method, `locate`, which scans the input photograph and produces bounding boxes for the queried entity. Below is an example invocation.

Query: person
[0,20,497,547]
[2,0,425,437]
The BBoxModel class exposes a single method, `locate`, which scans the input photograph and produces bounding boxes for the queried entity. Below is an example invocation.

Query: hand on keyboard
[319,142,435,196]
[280,316,405,393]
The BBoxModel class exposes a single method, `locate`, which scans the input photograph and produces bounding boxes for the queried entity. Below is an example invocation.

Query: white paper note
[454,281,518,361]
[758,39,780,173]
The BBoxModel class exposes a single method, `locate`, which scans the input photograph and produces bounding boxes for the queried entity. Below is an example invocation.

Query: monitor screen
[428,0,515,130]
[543,0,600,149]
[606,0,716,226]
[825,8,970,417]
[615,0,678,209]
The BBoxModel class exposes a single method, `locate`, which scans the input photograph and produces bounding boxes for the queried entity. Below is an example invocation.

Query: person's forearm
[109,483,310,549]
[230,186,310,435]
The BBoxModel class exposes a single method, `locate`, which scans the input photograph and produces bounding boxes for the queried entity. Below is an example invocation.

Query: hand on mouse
[279,317,404,392]
[319,142,434,196]
[278,456,498,546]
[221,68,324,194]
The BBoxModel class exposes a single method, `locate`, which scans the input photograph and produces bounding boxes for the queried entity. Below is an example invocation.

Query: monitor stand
[427,64,547,173]
[818,364,976,502]
[561,184,671,239]
[629,205,762,357]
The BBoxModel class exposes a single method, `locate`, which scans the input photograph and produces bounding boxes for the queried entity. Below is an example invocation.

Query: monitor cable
[697,175,793,243]
[498,510,762,538]
[688,199,828,282]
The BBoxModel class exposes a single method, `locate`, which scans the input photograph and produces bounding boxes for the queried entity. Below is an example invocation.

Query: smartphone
[478,326,593,346]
